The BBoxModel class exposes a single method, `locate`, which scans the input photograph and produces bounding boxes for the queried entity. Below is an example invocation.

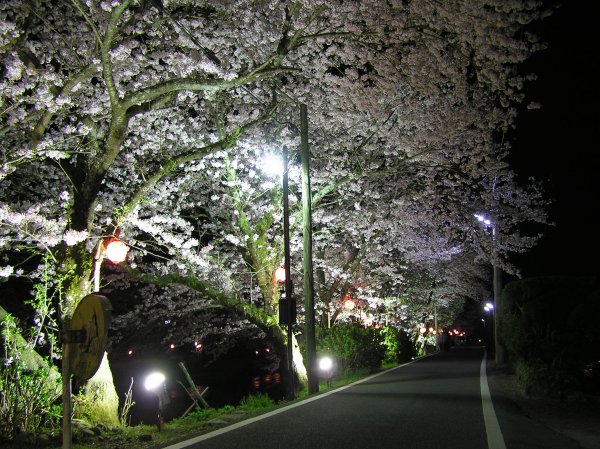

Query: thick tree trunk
[74,352,120,426]
[291,333,308,385]
[61,256,120,427]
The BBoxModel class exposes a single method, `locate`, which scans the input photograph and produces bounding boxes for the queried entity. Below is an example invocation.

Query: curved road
[163,347,579,449]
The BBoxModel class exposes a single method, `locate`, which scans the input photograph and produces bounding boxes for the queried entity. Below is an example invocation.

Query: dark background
[509,1,600,278]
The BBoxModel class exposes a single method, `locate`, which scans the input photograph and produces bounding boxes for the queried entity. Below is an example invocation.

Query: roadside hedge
[316,323,416,373]
[499,276,600,394]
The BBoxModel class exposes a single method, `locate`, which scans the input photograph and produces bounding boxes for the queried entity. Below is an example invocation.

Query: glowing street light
[318,356,334,387]
[145,372,169,431]
[105,238,129,263]
[262,150,295,399]
[93,235,129,292]
[275,265,286,284]
[262,154,284,178]
[474,212,503,364]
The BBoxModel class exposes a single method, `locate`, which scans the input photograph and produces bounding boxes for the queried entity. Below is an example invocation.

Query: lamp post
[474,213,504,364]
[263,101,317,394]
[281,146,296,399]
[93,236,129,292]
[144,372,170,431]
[318,356,333,387]
[267,147,296,399]
[483,301,494,349]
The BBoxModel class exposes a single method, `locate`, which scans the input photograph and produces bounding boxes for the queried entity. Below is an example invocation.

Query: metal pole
[62,337,72,449]
[282,146,294,398]
[300,103,318,394]
[493,263,504,364]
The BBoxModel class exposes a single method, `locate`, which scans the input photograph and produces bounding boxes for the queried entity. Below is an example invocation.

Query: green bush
[0,363,61,438]
[500,277,600,394]
[380,326,417,364]
[1,314,61,439]
[317,323,386,372]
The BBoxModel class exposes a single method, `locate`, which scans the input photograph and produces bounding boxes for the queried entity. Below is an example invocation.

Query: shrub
[1,315,61,439]
[381,326,417,364]
[500,277,600,394]
[317,323,386,372]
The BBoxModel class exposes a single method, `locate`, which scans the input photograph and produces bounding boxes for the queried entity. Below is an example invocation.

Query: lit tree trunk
[59,247,120,426]
[75,353,119,426]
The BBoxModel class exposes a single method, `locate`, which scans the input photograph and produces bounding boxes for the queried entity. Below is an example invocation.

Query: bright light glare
[275,266,286,283]
[319,357,333,371]
[105,239,129,263]
[344,299,355,310]
[474,213,492,226]
[262,154,283,177]
[144,372,165,391]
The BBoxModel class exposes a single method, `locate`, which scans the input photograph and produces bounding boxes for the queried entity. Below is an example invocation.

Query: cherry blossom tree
[1,0,550,424]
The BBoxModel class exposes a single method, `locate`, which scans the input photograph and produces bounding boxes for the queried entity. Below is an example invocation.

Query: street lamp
[474,212,503,364]
[483,301,495,349]
[264,149,296,399]
[318,356,334,387]
[93,235,129,292]
[261,102,317,394]
[144,371,170,431]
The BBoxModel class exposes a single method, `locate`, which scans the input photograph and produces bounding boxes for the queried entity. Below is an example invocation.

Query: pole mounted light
[105,238,129,263]
[93,235,129,292]
[474,212,503,364]
[145,371,170,431]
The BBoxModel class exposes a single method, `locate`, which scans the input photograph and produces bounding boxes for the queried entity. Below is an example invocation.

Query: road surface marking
[162,357,424,449]
[480,351,507,449]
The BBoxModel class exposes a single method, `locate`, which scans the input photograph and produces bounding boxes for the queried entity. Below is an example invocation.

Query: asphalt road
[164,347,581,449]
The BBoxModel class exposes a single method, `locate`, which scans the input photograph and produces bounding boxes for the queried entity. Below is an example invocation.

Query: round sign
[70,294,112,382]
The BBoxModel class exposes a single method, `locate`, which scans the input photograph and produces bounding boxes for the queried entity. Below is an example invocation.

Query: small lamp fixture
[275,266,286,284]
[344,299,356,311]
[144,372,169,431]
[318,356,334,387]
[105,237,129,263]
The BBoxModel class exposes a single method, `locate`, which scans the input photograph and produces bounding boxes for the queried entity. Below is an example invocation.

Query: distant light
[128,349,133,356]
[105,238,129,263]
[420,327,427,334]
[170,343,175,349]
[144,372,165,391]
[485,302,494,309]
[319,357,333,371]
[429,327,434,333]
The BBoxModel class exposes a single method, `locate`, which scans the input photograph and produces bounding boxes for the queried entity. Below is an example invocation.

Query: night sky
[509,1,600,279]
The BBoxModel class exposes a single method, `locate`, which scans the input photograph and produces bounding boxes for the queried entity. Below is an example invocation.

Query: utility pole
[300,103,318,394]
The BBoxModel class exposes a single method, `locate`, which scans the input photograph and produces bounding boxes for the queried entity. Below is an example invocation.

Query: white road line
[162,357,424,449]
[480,350,507,449]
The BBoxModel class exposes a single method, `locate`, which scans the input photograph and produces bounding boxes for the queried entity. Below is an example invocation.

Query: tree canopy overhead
[1,0,551,407]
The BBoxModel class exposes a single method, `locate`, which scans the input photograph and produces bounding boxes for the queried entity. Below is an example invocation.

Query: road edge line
[162,356,427,448]
[480,350,507,449]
